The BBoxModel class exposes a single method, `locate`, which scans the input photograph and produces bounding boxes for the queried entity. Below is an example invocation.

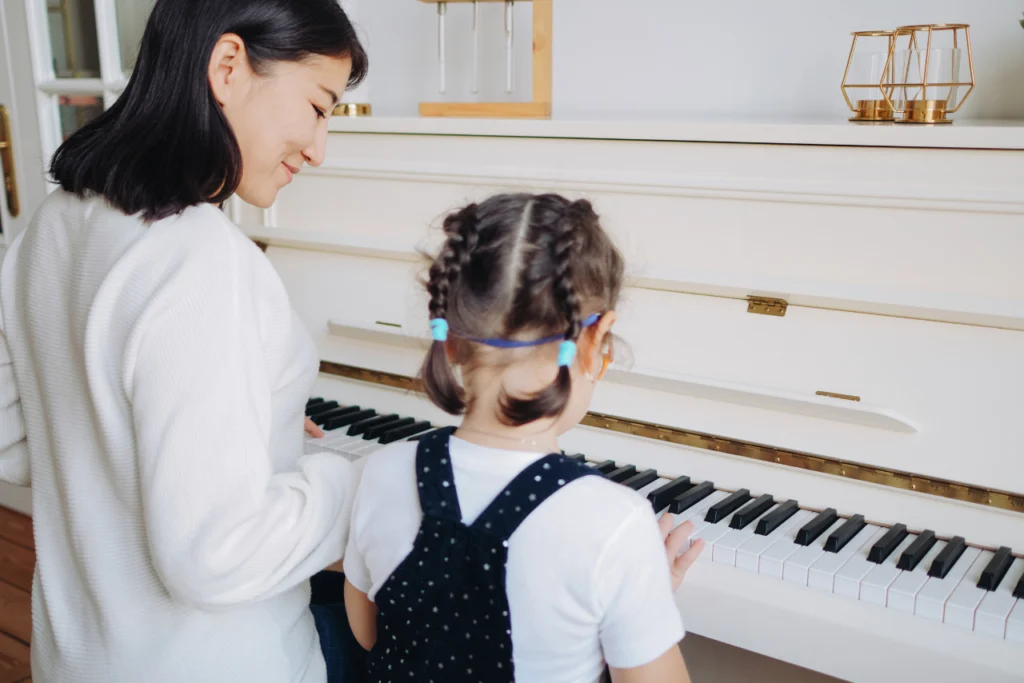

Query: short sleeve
[594,504,686,669]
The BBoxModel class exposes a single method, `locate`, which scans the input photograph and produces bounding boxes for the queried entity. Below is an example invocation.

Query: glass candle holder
[882,24,974,124]
[841,31,897,122]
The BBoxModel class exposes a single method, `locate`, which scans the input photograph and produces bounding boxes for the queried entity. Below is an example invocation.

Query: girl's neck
[455,411,561,454]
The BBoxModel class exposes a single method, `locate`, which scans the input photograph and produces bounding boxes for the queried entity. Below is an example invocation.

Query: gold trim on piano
[318,360,1024,515]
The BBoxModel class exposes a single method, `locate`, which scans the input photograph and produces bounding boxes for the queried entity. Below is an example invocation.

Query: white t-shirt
[344,435,685,682]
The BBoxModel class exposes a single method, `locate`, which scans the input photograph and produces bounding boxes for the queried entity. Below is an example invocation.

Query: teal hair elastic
[430,319,449,342]
[557,340,577,368]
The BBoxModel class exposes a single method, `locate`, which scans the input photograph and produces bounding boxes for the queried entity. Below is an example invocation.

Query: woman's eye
[313,105,327,119]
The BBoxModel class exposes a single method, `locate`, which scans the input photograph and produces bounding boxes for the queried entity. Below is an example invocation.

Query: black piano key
[592,460,618,474]
[312,405,362,426]
[565,453,587,463]
[729,494,774,530]
[897,529,937,571]
[978,546,1014,591]
[306,397,324,409]
[365,417,415,441]
[605,464,638,484]
[824,514,866,553]
[795,508,839,546]
[324,409,376,431]
[928,536,967,578]
[868,523,909,564]
[647,476,692,513]
[349,414,401,437]
[306,400,340,417]
[621,469,659,491]
[1014,573,1024,599]
[704,488,751,524]
[380,421,433,445]
[755,499,798,536]
[669,481,714,514]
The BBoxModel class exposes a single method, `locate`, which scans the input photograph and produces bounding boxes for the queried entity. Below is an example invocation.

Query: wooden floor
[0,506,32,683]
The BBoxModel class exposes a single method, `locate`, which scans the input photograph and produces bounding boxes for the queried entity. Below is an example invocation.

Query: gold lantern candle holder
[881,24,974,124]
[842,30,898,122]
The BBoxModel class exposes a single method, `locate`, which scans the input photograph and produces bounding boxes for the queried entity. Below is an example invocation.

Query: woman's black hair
[49,0,368,222]
[420,193,624,426]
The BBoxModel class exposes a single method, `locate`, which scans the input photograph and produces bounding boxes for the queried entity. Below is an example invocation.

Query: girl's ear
[580,311,616,377]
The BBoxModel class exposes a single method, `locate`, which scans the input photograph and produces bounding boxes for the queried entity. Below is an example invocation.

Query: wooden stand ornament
[418,0,552,118]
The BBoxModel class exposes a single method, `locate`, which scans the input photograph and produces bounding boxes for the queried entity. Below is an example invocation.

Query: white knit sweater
[0,190,357,683]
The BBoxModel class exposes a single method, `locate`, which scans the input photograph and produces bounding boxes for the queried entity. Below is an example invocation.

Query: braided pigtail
[420,204,479,414]
[498,201,585,425]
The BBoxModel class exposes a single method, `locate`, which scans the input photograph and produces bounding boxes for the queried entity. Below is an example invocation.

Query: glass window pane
[47,0,101,78]
[115,0,157,75]
[58,95,104,140]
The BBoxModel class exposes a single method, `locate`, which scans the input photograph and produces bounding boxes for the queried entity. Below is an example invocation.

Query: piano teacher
[0,1,700,682]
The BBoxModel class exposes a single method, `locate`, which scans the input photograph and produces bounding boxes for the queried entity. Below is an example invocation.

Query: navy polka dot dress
[366,426,598,683]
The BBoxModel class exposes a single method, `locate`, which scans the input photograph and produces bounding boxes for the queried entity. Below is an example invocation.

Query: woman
[0,2,702,682]
[0,1,368,682]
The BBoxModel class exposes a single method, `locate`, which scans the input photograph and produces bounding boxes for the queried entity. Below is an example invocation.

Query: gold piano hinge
[816,391,861,402]
[746,296,788,317]
[317,361,1024,515]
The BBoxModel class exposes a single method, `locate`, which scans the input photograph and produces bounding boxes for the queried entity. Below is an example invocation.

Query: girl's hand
[304,416,324,438]
[658,515,705,592]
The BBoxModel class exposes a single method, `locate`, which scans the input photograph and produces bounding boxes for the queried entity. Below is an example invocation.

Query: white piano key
[975,558,1024,639]
[735,509,813,574]
[887,540,947,614]
[821,526,885,598]
[914,546,981,622]
[807,525,886,592]
[1007,600,1024,644]
[691,509,746,562]
[669,490,729,551]
[944,550,995,630]
[713,504,779,567]
[672,490,728,526]
[782,520,872,585]
[636,478,673,500]
[859,533,919,606]
[760,516,842,580]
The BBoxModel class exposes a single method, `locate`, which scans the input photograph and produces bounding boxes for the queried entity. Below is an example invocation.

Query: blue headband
[429,313,601,368]
[466,313,601,350]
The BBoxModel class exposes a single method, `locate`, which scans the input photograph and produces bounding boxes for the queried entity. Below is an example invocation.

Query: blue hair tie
[557,340,577,368]
[430,319,449,342]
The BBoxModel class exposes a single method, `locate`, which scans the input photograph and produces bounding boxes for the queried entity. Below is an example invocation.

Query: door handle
[0,105,19,217]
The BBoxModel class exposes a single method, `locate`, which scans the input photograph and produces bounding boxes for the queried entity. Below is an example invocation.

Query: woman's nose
[302,125,329,167]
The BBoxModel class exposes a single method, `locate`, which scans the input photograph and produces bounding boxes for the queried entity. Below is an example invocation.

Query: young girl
[343,193,693,682]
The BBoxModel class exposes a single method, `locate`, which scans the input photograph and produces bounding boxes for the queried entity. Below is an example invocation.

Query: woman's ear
[208,33,251,107]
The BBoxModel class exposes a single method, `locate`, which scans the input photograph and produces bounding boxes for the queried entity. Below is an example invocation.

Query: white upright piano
[242,117,1024,683]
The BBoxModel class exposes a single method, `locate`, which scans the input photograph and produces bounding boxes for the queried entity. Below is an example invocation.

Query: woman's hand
[658,515,705,592]
[304,416,324,438]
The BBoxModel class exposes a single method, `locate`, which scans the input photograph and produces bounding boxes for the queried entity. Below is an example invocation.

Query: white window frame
[24,0,128,178]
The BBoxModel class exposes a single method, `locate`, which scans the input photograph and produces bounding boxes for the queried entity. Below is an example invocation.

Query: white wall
[358,0,1024,120]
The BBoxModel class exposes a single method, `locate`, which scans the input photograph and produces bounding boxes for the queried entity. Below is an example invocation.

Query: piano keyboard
[303,396,1024,645]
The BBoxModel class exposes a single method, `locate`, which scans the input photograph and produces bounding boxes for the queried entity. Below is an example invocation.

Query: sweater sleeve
[129,225,356,610]
[0,322,29,487]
